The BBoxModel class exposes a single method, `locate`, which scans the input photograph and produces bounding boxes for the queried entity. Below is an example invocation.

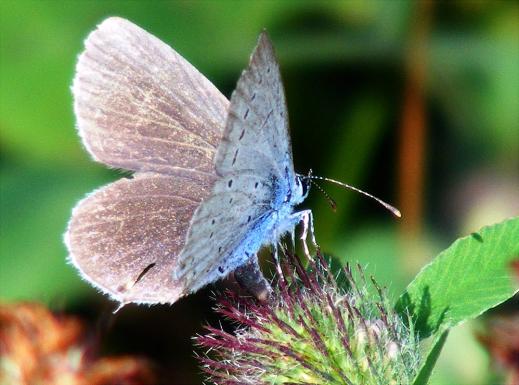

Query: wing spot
[218,266,224,273]
[228,179,233,188]
[254,182,259,189]
[239,129,245,140]
[247,215,251,223]
[211,219,216,225]
[210,232,213,239]
[251,93,256,101]
[229,198,233,204]
[135,263,156,284]
[267,67,271,73]
[232,149,239,165]
[243,109,249,119]
[218,246,222,253]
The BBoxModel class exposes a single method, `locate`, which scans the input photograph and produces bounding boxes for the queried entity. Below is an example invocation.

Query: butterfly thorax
[262,165,306,244]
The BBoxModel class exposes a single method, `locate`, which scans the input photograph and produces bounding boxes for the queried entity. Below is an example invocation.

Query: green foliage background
[1,1,517,384]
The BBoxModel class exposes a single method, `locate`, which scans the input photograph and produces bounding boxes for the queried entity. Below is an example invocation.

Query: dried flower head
[0,302,156,385]
[196,252,421,385]
[477,312,519,385]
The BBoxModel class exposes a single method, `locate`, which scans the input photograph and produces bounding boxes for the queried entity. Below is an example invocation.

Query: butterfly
[65,17,315,306]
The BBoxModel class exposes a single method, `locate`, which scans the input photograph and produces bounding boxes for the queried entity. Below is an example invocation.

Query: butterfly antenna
[309,180,337,211]
[307,176,401,218]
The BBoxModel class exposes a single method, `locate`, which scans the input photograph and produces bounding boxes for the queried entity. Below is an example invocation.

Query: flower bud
[196,252,421,385]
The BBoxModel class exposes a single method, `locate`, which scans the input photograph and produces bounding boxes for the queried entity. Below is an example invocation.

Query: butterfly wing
[65,174,214,304]
[73,17,228,177]
[66,18,228,305]
[215,32,294,179]
[176,32,296,293]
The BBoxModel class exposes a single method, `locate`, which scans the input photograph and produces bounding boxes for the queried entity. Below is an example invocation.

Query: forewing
[176,33,291,292]
[175,173,275,292]
[73,17,228,178]
[215,32,292,179]
[65,173,214,305]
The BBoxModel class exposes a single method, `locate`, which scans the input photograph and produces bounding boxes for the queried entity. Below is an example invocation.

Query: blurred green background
[1,1,518,384]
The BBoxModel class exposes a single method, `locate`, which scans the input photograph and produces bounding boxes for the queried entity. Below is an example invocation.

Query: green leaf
[0,164,115,303]
[412,330,448,385]
[396,217,519,339]
[312,96,389,248]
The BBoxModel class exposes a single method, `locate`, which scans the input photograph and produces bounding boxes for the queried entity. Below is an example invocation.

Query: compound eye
[299,177,310,196]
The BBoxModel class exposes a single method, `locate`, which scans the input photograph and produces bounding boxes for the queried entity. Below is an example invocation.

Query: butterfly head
[294,171,312,203]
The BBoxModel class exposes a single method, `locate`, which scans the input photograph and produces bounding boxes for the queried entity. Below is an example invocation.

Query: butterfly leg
[303,210,318,259]
[289,227,296,252]
[273,242,285,281]
[288,209,315,260]
[309,210,317,249]
[273,242,279,262]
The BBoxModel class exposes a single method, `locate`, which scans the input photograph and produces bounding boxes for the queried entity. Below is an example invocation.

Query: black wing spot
[135,263,156,284]
[251,93,256,101]
[218,246,222,253]
[239,129,245,140]
[229,198,233,204]
[254,182,259,189]
[267,67,271,74]
[247,215,251,223]
[232,149,239,165]
[210,232,213,239]
[243,109,249,119]
[211,219,216,225]
[218,266,224,273]
[228,179,233,188]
